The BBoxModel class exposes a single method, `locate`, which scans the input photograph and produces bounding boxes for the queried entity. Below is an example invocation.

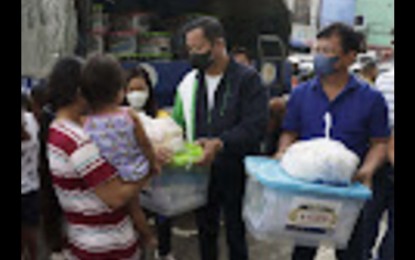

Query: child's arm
[128,199,158,249]
[126,108,160,175]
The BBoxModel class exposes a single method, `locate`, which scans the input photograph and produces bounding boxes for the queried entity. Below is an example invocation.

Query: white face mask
[127,90,149,110]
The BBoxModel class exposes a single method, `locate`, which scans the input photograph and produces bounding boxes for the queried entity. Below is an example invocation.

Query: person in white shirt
[358,59,379,86]
[376,67,394,128]
[21,95,41,260]
[363,63,394,260]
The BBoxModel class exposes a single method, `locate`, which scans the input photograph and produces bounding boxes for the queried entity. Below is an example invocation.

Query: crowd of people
[21,16,394,260]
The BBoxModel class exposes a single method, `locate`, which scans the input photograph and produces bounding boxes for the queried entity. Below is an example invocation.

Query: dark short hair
[317,23,365,54]
[81,53,125,110]
[182,16,225,44]
[125,66,158,117]
[231,46,252,61]
[47,56,84,111]
[361,60,377,72]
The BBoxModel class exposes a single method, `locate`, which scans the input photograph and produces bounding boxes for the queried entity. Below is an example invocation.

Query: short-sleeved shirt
[283,75,390,160]
[84,108,149,182]
[48,119,140,260]
[21,112,40,194]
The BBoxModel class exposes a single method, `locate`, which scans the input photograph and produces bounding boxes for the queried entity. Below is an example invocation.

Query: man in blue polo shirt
[274,23,390,260]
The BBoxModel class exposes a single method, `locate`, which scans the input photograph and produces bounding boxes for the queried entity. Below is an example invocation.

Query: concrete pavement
[35,211,387,260]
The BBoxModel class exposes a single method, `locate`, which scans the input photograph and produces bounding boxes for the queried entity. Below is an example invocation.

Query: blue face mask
[313,54,340,76]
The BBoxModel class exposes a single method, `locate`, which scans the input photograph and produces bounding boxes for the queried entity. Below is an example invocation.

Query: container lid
[244,156,372,200]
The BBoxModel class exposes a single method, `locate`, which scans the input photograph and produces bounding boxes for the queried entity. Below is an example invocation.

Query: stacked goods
[107,31,138,56]
[137,32,172,60]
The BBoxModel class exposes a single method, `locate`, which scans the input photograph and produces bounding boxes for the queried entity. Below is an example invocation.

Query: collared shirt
[283,75,390,160]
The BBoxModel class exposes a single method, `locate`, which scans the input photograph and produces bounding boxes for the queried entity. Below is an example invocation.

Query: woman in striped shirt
[44,56,153,259]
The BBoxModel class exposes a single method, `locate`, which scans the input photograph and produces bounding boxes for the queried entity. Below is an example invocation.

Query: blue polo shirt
[283,75,390,160]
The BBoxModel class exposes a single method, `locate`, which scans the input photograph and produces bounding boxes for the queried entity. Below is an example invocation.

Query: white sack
[280,138,360,185]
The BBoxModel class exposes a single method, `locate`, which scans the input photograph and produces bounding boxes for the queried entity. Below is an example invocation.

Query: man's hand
[196,138,223,166]
[273,131,298,161]
[352,138,388,189]
[352,169,374,189]
[154,147,173,166]
[273,151,285,160]
[195,138,209,148]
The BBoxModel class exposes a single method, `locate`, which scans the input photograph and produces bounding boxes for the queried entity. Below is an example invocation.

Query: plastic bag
[280,138,360,185]
[138,112,203,166]
[139,113,185,153]
[280,113,360,186]
[170,143,203,167]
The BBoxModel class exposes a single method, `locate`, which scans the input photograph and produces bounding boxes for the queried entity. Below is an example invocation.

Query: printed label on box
[285,197,342,234]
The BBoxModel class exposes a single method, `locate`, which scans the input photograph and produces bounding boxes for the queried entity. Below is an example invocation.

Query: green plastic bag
[170,143,203,167]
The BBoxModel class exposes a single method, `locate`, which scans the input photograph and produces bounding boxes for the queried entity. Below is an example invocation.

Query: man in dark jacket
[172,16,268,260]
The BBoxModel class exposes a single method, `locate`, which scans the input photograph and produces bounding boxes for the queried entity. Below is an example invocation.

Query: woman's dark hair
[317,22,365,54]
[40,56,84,252]
[47,57,84,111]
[125,66,158,118]
[81,53,126,110]
[182,16,226,44]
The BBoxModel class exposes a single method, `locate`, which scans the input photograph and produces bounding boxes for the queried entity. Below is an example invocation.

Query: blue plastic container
[243,156,372,249]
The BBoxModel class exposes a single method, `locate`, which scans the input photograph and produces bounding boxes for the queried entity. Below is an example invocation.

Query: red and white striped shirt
[47,119,140,260]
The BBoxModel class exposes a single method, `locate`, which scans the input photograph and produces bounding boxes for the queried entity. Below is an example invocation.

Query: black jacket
[194,58,268,174]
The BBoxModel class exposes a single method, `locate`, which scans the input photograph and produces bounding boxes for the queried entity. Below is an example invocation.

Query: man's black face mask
[189,49,214,71]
